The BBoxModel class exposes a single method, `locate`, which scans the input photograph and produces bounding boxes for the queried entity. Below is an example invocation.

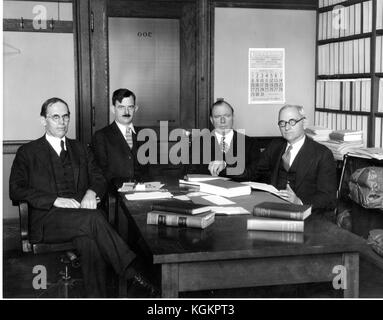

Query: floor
[3,218,383,299]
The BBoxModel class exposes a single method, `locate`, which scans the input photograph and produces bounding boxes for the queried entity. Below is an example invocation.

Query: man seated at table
[91,88,148,185]
[187,98,260,178]
[9,97,157,298]
[245,104,337,219]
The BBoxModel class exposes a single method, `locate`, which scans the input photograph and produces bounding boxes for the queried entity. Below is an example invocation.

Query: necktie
[125,127,133,149]
[282,145,292,171]
[220,135,227,153]
[60,140,67,161]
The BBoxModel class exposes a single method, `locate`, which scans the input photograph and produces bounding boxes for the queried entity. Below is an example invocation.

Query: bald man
[249,104,337,218]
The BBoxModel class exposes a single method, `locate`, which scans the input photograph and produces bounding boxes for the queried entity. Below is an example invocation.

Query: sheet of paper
[241,181,280,196]
[208,206,250,215]
[118,182,135,192]
[186,191,213,197]
[202,195,236,205]
[173,195,191,201]
[125,191,173,201]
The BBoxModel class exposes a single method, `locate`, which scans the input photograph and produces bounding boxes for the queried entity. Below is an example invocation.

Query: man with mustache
[92,89,147,184]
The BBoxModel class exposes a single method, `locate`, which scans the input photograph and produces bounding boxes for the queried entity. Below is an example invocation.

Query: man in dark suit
[188,99,260,178]
[9,97,156,298]
[91,88,147,184]
[249,104,337,216]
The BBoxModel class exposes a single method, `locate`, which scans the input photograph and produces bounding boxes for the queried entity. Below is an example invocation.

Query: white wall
[214,8,316,136]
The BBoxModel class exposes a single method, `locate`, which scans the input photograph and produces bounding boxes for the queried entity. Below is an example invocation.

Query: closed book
[147,210,215,229]
[247,217,304,233]
[198,179,251,198]
[184,174,230,182]
[151,199,211,215]
[253,202,312,220]
[247,230,304,243]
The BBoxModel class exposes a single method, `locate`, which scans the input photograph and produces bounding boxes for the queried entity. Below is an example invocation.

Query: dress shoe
[126,273,160,298]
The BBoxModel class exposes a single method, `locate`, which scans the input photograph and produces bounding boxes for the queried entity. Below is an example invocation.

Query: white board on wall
[214,8,316,137]
[3,32,76,140]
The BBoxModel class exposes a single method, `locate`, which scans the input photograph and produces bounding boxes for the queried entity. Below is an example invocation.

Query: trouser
[40,208,136,297]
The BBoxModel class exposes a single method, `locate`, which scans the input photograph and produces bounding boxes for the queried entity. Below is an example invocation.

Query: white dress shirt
[284,135,306,167]
[214,129,234,151]
[45,134,66,156]
[115,121,136,136]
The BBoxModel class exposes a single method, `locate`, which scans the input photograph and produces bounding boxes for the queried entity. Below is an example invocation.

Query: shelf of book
[315,0,383,147]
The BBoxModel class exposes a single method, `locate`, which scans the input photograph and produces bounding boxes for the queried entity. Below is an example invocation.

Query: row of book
[318,1,374,41]
[315,111,368,147]
[316,79,371,112]
[375,117,383,148]
[306,126,363,141]
[146,197,312,237]
[379,78,383,112]
[318,38,370,75]
[376,36,383,72]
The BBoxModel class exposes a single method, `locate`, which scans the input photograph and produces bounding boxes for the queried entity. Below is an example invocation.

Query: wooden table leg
[161,263,179,298]
[343,252,359,298]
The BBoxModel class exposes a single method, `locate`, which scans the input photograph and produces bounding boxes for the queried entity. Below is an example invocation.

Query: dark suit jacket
[251,137,337,212]
[9,136,107,240]
[187,130,260,179]
[91,122,148,184]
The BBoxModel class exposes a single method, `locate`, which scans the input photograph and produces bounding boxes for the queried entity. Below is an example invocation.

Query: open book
[241,181,280,197]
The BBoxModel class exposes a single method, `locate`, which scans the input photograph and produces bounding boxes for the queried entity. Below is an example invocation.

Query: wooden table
[119,178,365,298]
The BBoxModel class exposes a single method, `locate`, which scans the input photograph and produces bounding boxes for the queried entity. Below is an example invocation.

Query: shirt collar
[286,135,305,151]
[45,134,66,155]
[214,129,234,140]
[115,121,136,135]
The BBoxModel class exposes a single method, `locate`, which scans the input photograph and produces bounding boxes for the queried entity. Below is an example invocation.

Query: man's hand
[80,190,98,209]
[53,197,81,209]
[208,160,226,176]
[277,184,303,205]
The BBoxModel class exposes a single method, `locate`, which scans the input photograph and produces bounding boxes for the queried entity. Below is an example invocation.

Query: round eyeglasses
[46,114,70,123]
[278,117,305,128]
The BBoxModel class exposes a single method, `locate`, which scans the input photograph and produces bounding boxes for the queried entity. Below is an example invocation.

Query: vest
[48,146,76,197]
[276,153,299,190]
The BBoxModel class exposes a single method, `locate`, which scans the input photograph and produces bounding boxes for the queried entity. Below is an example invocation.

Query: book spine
[247,219,304,232]
[147,212,214,229]
[253,207,302,220]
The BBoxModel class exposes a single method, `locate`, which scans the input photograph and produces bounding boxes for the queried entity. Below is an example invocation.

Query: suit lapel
[294,138,315,190]
[66,139,80,189]
[111,122,134,154]
[271,141,287,186]
[35,137,57,192]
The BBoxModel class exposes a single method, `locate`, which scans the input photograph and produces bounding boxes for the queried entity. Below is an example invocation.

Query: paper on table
[202,195,236,205]
[208,206,250,215]
[241,182,280,196]
[173,195,191,201]
[118,181,164,192]
[186,191,211,197]
[125,191,173,201]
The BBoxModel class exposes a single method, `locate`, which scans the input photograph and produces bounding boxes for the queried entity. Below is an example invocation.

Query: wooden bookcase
[315,0,383,147]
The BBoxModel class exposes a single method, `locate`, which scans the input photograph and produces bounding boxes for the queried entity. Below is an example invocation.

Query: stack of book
[247,202,312,234]
[146,199,215,229]
[329,129,363,142]
[305,126,333,142]
[198,179,251,198]
[318,130,364,160]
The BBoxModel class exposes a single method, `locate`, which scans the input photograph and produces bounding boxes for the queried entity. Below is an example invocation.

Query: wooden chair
[17,201,81,297]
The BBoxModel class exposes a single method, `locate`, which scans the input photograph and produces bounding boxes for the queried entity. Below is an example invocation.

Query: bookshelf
[316,0,383,147]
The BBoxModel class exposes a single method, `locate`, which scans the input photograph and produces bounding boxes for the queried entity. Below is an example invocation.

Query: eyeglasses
[278,117,305,128]
[116,105,136,111]
[46,114,70,123]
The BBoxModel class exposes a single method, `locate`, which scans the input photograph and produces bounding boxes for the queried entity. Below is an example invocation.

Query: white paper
[173,195,191,201]
[202,195,236,205]
[186,192,212,197]
[208,206,250,215]
[125,191,173,201]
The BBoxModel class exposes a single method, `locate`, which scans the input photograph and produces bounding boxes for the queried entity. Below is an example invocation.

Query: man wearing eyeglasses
[249,104,337,218]
[9,97,157,297]
[91,88,147,184]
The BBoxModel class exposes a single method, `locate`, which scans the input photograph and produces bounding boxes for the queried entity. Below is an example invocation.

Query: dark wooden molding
[213,0,317,10]
[3,18,73,33]
[315,108,371,116]
[317,32,373,45]
[3,141,30,154]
